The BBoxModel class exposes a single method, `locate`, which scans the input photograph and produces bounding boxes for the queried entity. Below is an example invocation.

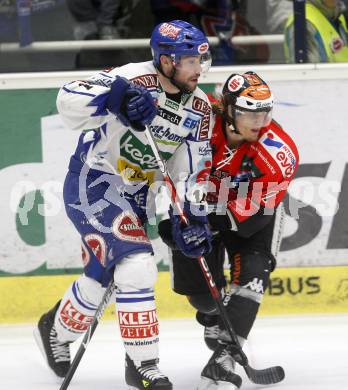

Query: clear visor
[173,52,212,74]
[234,108,273,129]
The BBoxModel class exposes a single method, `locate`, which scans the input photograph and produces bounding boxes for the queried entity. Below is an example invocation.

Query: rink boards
[1,266,348,323]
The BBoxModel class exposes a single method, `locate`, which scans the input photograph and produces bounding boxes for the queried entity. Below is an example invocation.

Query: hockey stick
[59,280,116,390]
[144,125,285,385]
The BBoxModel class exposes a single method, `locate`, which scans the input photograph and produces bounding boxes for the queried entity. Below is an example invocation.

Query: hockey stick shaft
[59,280,116,390]
[144,126,284,385]
[144,126,246,358]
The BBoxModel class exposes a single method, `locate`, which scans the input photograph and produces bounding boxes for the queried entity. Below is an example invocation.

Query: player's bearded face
[173,56,202,92]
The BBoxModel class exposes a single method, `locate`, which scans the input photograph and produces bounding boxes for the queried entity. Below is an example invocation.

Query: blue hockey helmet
[150,20,211,73]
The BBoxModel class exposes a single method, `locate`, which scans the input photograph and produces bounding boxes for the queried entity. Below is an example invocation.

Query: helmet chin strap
[223,108,241,135]
[228,122,241,135]
[156,62,192,94]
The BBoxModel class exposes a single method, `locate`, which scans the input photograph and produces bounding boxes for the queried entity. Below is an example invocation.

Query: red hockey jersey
[207,114,299,223]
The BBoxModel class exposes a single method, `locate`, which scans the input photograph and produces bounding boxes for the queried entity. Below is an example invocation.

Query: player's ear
[160,54,171,69]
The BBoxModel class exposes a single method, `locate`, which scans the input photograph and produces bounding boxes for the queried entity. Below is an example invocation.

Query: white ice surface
[1,314,347,390]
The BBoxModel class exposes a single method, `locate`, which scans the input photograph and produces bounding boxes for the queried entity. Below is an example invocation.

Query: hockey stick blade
[219,301,285,385]
[244,364,285,385]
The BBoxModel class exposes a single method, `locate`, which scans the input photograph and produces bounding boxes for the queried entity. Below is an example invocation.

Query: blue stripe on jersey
[186,133,199,142]
[62,86,96,98]
[72,281,98,310]
[116,296,155,303]
[87,92,110,116]
[100,72,114,78]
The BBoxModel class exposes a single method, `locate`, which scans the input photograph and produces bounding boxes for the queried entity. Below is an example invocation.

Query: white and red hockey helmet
[222,71,274,112]
[222,72,274,129]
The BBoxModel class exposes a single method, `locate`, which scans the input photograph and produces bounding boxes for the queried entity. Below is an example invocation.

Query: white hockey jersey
[57,61,213,202]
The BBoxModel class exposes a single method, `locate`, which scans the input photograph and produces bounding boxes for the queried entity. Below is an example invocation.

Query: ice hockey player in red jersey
[159,71,299,389]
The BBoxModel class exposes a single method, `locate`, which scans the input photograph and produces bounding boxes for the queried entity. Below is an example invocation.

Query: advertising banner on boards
[0,77,348,276]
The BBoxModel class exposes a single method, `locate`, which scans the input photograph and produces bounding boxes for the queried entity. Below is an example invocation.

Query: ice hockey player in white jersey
[34,20,214,390]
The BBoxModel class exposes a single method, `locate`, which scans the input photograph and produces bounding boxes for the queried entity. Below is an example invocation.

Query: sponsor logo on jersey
[261,132,283,148]
[118,309,159,339]
[259,131,296,177]
[88,75,113,88]
[120,131,158,169]
[181,92,192,105]
[157,106,182,125]
[112,210,150,244]
[151,125,184,144]
[165,98,179,111]
[192,96,210,114]
[84,233,106,266]
[276,148,296,178]
[198,143,212,156]
[250,144,276,174]
[183,116,199,129]
[198,109,211,140]
[131,74,158,89]
[159,23,181,39]
[117,159,155,184]
[260,131,296,178]
[60,300,93,332]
